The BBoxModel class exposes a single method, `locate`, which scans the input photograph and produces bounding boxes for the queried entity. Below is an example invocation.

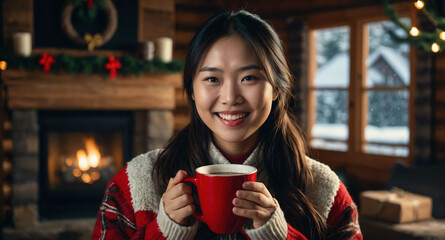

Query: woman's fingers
[233,181,277,229]
[241,182,273,198]
[232,205,270,219]
[164,191,194,211]
[162,170,195,225]
[235,190,276,208]
[166,170,188,191]
[167,203,196,223]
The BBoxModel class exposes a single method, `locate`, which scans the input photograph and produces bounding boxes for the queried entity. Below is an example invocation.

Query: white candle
[13,32,32,57]
[155,37,173,63]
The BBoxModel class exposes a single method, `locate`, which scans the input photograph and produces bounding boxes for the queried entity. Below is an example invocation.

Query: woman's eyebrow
[237,64,263,72]
[198,64,263,73]
[198,66,223,72]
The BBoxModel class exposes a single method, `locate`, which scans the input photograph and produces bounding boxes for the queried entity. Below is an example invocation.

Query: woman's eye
[241,75,258,82]
[204,77,219,83]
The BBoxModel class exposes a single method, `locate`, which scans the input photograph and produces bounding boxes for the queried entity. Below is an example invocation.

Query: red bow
[84,0,94,8]
[39,52,55,72]
[105,56,121,79]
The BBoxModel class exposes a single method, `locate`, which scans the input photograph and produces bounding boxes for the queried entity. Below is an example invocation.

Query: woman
[92,10,362,240]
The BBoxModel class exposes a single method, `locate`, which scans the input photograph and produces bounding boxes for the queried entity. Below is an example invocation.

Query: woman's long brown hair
[152,10,327,240]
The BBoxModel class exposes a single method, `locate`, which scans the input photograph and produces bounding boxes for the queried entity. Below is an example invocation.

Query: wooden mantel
[3,70,182,110]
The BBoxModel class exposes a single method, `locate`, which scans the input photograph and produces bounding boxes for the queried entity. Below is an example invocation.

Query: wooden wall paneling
[2,0,34,49]
[246,0,410,16]
[435,53,445,162]
[138,0,175,43]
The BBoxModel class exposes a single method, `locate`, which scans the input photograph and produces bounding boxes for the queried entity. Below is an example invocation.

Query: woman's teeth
[217,113,248,121]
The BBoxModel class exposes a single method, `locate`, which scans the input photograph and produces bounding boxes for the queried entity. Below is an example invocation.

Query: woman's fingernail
[237,191,243,197]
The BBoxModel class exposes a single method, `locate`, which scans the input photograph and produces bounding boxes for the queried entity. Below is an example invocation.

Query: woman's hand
[232,182,277,229]
[162,170,195,225]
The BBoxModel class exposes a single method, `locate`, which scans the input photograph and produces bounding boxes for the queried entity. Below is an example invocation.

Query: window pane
[312,90,349,151]
[365,90,409,155]
[314,26,350,88]
[367,19,410,87]
[311,139,348,152]
[364,144,409,157]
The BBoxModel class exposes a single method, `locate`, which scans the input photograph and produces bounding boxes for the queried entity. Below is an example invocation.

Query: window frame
[306,2,416,171]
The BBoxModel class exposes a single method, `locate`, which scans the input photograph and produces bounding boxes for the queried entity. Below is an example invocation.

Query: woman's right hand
[162,170,195,225]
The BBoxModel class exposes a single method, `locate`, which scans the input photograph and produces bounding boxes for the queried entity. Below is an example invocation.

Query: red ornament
[105,56,121,79]
[84,0,94,8]
[39,52,55,72]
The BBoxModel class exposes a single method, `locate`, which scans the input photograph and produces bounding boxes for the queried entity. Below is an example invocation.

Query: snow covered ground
[311,123,409,156]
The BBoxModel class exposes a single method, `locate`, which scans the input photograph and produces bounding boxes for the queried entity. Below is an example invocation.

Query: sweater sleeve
[156,198,199,239]
[243,199,308,240]
[326,181,363,240]
[91,167,167,240]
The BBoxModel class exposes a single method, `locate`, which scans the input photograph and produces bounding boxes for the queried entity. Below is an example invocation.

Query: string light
[414,0,425,9]
[409,27,420,37]
[0,61,6,70]
[440,31,445,41]
[386,0,445,52]
[431,42,440,53]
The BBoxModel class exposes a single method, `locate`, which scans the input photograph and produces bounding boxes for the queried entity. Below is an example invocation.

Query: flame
[77,149,90,171]
[85,138,101,168]
[69,137,103,183]
[82,173,92,184]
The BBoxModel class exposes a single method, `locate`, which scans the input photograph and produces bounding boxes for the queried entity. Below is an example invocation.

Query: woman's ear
[273,89,279,101]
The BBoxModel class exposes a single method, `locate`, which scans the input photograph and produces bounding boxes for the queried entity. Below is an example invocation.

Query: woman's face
[192,34,276,153]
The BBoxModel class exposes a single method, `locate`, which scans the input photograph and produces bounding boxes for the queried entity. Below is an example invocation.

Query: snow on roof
[314,53,349,88]
[314,46,409,87]
[366,46,410,85]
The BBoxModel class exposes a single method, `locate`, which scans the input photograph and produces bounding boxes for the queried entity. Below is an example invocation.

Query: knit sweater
[92,142,362,239]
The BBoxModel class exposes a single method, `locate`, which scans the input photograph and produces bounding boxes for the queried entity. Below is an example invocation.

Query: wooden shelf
[3,70,182,110]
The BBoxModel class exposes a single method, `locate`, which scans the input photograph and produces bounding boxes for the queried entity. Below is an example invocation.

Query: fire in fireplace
[39,111,133,219]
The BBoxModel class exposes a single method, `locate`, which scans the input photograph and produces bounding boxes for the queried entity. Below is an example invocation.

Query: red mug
[182,164,257,234]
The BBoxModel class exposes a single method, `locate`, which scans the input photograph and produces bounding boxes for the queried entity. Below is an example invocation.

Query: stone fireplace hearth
[2,70,181,239]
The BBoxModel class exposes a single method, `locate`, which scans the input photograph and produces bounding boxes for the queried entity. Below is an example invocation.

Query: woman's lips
[215,112,249,127]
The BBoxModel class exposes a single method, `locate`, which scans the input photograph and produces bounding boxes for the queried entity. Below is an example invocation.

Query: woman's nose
[219,81,242,105]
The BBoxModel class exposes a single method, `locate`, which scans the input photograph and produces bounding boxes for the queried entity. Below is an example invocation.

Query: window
[306,4,414,164]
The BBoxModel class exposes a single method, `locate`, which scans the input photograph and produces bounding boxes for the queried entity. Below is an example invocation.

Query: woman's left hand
[232,181,277,229]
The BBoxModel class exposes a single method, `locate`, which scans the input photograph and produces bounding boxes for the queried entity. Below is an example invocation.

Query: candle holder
[140,40,155,61]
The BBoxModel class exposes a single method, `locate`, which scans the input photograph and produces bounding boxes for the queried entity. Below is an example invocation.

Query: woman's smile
[215,111,250,126]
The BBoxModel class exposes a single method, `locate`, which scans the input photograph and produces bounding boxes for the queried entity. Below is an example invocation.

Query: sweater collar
[209,141,260,166]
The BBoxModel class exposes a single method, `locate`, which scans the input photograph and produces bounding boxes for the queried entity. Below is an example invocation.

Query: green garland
[74,0,107,23]
[2,51,184,76]
[384,0,445,52]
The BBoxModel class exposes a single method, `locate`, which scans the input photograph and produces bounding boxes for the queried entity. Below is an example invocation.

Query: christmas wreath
[61,0,118,51]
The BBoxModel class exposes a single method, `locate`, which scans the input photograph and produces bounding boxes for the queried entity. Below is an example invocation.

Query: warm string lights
[0,61,7,71]
[408,0,444,53]
[385,0,445,53]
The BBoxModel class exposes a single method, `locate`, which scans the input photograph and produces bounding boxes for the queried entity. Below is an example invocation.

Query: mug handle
[181,177,205,222]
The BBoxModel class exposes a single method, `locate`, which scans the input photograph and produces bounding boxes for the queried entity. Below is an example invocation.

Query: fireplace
[38,111,133,219]
[3,68,180,238]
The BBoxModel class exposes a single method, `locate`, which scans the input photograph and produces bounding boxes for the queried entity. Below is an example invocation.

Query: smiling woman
[93,10,362,240]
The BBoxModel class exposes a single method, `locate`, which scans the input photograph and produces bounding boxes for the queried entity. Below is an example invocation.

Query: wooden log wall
[434,53,445,163]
